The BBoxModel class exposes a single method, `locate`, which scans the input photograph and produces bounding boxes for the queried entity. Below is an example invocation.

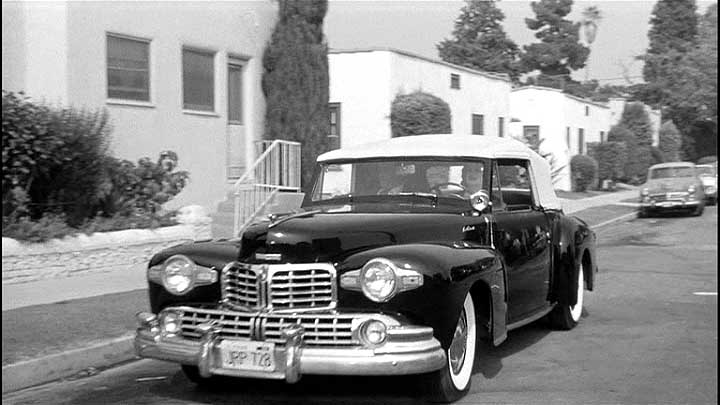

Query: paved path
[559,189,638,214]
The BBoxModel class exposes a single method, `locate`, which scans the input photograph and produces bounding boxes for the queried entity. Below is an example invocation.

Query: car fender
[550,214,596,308]
[336,243,508,349]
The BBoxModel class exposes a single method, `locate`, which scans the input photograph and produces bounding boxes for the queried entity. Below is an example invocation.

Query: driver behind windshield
[425,165,450,192]
[461,163,485,196]
[376,163,405,195]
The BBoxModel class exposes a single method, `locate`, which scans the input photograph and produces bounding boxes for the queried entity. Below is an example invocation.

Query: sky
[324,0,716,85]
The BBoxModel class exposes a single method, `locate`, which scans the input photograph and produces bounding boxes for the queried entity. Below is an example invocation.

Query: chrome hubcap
[448,309,468,375]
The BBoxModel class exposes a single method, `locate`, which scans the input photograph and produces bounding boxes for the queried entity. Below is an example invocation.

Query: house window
[329,103,341,150]
[183,48,215,112]
[523,125,540,145]
[498,117,505,138]
[106,34,150,101]
[566,127,571,151]
[585,106,590,116]
[227,60,244,123]
[472,114,484,135]
[450,73,461,89]
[578,128,585,154]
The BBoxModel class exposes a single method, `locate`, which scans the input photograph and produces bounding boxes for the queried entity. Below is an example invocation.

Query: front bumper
[640,199,701,210]
[134,309,446,383]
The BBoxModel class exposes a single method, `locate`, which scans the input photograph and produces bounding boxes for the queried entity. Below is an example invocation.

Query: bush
[658,121,682,162]
[606,123,652,182]
[99,151,189,217]
[571,155,598,192]
[588,141,627,182]
[650,146,665,164]
[2,91,112,226]
[390,91,452,137]
[697,155,717,164]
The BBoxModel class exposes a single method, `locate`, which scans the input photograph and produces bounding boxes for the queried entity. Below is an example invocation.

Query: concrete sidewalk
[1,188,640,394]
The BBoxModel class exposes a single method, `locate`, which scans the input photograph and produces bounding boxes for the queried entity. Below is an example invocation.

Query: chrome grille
[221,263,260,310]
[268,268,335,310]
[178,307,253,340]
[650,192,687,202]
[264,314,356,346]
[175,308,358,347]
[221,262,337,312]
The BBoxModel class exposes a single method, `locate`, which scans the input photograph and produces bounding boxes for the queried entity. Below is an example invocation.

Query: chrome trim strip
[506,304,555,331]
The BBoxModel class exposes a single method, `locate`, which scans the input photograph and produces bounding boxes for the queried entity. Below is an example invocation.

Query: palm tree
[581,6,602,81]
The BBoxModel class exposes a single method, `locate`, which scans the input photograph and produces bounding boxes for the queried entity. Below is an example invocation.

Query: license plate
[218,340,276,372]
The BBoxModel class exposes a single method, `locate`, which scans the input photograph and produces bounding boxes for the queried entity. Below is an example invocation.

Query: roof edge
[329,47,511,83]
[512,85,610,109]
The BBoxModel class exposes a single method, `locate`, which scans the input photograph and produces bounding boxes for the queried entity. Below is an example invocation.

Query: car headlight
[160,310,181,337]
[641,188,649,196]
[361,258,398,302]
[147,254,217,295]
[688,185,697,194]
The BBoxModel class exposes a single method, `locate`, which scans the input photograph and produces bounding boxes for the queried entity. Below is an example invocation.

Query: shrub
[98,151,190,217]
[588,141,627,182]
[390,91,452,137]
[697,155,717,164]
[650,146,665,164]
[606,123,652,182]
[658,121,682,162]
[571,155,598,192]
[2,212,75,243]
[2,91,112,226]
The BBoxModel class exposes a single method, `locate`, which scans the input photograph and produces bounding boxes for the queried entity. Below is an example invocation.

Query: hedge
[571,154,598,192]
[390,91,451,137]
[588,141,627,182]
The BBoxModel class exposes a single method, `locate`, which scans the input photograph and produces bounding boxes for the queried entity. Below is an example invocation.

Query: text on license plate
[219,340,276,372]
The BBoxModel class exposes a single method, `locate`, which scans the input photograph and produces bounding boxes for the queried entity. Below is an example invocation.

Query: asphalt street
[4,206,717,405]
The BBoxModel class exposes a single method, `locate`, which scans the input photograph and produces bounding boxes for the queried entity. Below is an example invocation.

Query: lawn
[555,189,608,200]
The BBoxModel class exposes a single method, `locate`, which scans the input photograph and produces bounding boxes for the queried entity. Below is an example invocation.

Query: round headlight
[641,188,649,196]
[361,258,397,302]
[688,185,697,193]
[359,319,388,347]
[163,255,195,295]
[160,311,181,336]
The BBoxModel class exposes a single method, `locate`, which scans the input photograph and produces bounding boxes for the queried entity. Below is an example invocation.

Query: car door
[491,159,552,323]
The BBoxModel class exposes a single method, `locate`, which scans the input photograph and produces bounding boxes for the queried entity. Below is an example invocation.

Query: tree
[390,91,452,138]
[607,104,654,182]
[437,0,522,82]
[658,121,682,161]
[262,0,330,191]
[581,6,602,81]
[520,0,590,80]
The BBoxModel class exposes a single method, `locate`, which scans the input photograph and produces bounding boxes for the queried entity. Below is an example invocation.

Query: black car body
[135,135,598,402]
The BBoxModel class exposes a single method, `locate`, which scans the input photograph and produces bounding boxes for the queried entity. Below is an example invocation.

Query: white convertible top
[317,134,562,210]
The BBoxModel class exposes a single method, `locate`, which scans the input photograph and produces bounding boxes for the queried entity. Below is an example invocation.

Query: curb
[1,334,136,394]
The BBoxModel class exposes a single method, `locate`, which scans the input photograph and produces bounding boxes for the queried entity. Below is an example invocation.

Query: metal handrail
[232,140,302,236]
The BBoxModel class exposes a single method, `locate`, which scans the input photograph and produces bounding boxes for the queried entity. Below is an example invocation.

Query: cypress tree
[262,0,330,191]
[437,0,521,82]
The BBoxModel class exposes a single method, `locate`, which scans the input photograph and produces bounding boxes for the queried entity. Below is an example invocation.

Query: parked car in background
[638,162,705,217]
[134,135,598,403]
[695,163,717,205]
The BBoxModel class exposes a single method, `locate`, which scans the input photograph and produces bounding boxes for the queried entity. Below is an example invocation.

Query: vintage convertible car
[695,163,717,205]
[135,135,598,402]
[638,162,705,217]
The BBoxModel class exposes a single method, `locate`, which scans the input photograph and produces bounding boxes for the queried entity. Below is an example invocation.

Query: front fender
[550,214,597,308]
[335,243,507,349]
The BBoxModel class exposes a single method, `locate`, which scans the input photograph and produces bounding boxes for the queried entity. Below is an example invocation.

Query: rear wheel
[549,263,584,330]
[425,292,477,403]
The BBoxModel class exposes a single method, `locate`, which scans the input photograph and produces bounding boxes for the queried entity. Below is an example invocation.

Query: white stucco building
[2,1,278,211]
[328,48,512,149]
[509,86,662,191]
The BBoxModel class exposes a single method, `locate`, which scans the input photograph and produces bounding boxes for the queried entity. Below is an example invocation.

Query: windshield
[649,166,696,179]
[696,166,716,177]
[309,158,487,207]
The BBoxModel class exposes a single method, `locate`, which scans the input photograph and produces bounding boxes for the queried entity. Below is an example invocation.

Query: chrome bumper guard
[640,200,701,208]
[134,310,446,383]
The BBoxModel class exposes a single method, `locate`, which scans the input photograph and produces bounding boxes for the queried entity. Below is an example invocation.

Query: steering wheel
[431,182,467,199]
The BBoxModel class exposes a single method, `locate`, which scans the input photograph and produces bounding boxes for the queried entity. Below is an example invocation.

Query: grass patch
[556,189,608,200]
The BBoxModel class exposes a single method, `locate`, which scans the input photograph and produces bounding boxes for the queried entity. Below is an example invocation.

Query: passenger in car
[425,165,449,191]
[376,163,405,194]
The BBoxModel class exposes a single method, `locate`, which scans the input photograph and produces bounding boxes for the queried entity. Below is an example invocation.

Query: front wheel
[692,203,705,216]
[549,263,584,330]
[425,292,477,403]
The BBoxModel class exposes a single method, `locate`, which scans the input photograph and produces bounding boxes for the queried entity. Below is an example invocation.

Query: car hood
[645,177,697,193]
[239,212,487,263]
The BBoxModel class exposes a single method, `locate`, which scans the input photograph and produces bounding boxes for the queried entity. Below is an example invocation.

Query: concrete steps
[211,191,305,239]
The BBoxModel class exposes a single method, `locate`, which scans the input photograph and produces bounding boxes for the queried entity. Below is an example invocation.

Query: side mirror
[470,190,491,213]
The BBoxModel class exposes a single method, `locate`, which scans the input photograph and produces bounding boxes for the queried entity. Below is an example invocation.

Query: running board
[506,303,556,331]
